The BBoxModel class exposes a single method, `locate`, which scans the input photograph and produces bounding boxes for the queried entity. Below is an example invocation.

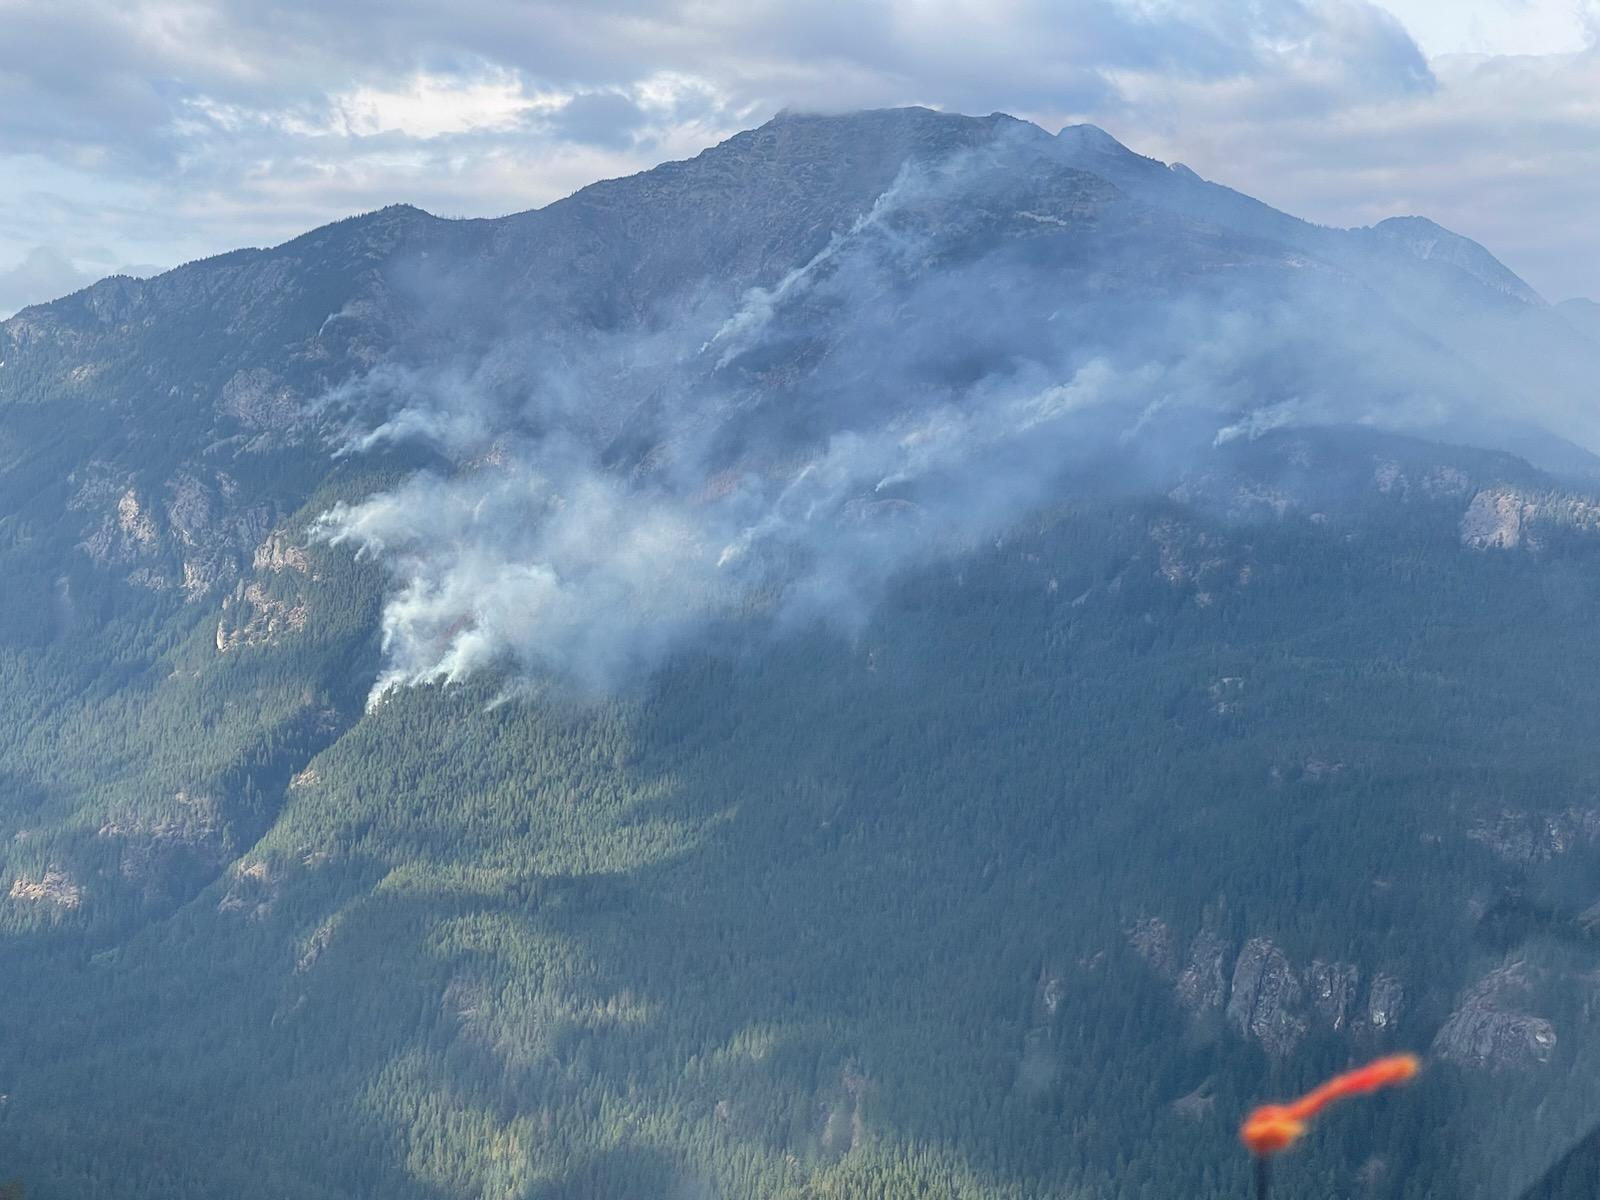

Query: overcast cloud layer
[0,0,1597,316]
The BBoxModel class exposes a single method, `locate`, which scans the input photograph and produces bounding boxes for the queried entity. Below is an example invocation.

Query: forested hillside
[4,108,1600,1200]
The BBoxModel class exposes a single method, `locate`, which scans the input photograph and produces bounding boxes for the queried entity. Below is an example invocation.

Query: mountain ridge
[9,106,1541,325]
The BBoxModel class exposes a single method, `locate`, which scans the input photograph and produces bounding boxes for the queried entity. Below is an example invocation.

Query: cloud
[269,69,569,140]
[1380,0,1598,57]
[0,3,1497,161]
[549,90,651,148]
[0,246,95,317]
[0,238,165,317]
[1109,42,1600,299]
[3,1,1597,359]
[0,0,1483,305]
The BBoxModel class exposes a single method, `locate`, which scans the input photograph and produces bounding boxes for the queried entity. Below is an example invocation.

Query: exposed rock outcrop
[1432,964,1556,1070]
[1460,487,1600,551]
[1227,938,1308,1057]
[1305,959,1360,1032]
[80,486,163,570]
[1175,929,1231,1015]
[7,866,83,909]
[253,530,311,575]
[216,580,309,651]
[216,860,278,921]
[220,367,306,440]
[166,472,276,597]
[1133,921,1405,1056]
[69,462,278,597]
[1125,916,1176,978]
[1363,974,1405,1034]
[1031,965,1067,1019]
[1462,489,1526,549]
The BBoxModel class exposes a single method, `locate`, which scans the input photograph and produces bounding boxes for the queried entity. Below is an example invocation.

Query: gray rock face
[1226,937,1308,1057]
[1364,974,1405,1033]
[1434,1007,1555,1070]
[1175,929,1231,1015]
[1432,965,1556,1070]
[1132,923,1401,1054]
[1460,487,1600,551]
[78,485,162,569]
[1304,960,1360,1032]
[166,472,277,598]
[253,531,311,575]
[1460,489,1527,549]
[220,368,308,441]
[215,580,309,652]
[1125,917,1176,978]
[66,460,278,598]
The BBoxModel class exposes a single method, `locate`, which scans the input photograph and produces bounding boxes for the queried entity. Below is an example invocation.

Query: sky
[1,0,1597,317]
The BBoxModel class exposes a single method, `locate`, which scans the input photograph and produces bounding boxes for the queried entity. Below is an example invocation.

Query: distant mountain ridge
[11,106,1548,328]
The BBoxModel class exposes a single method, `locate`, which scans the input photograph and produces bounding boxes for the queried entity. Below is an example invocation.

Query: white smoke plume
[315,131,1600,699]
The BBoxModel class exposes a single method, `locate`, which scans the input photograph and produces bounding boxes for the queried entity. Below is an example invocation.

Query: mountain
[1364,214,1546,305]
[4,107,1600,1200]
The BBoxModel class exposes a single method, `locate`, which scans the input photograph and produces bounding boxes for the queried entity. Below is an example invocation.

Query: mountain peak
[766,104,1027,129]
[1055,122,1136,157]
[741,105,1050,161]
[1367,215,1543,305]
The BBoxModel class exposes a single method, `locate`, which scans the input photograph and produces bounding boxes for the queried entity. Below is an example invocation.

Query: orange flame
[1240,1054,1420,1157]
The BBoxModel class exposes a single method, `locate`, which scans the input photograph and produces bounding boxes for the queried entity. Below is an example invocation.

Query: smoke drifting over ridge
[316,116,1600,698]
